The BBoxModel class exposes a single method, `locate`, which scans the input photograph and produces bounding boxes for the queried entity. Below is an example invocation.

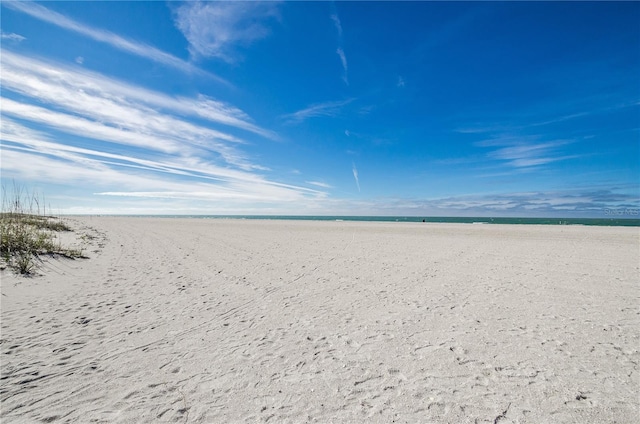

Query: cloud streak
[331,10,348,84]
[476,137,576,169]
[336,48,348,85]
[429,189,640,216]
[298,187,639,217]
[282,99,354,124]
[4,1,225,83]
[1,31,25,42]
[1,116,326,206]
[352,163,361,193]
[0,52,326,207]
[331,13,343,38]
[1,50,276,141]
[307,181,332,189]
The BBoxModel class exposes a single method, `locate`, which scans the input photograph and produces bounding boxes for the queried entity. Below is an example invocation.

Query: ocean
[142,215,640,227]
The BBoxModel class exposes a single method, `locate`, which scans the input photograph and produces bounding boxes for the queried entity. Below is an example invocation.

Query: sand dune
[1,217,638,423]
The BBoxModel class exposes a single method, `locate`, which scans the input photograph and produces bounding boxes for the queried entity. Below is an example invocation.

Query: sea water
[134,215,640,227]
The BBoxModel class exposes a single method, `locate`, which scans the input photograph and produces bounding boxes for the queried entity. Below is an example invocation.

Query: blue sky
[1,1,638,217]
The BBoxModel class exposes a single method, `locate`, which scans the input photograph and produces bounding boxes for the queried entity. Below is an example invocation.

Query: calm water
[143,215,640,227]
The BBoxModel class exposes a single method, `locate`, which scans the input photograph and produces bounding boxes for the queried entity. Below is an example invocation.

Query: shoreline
[60,214,640,227]
[1,216,638,422]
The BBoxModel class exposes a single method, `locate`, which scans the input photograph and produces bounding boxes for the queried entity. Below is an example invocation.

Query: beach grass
[1,185,85,274]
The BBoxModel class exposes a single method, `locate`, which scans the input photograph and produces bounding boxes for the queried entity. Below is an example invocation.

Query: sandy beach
[1,217,638,423]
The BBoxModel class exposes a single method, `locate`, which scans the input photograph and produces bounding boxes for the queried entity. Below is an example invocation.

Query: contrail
[352,162,360,193]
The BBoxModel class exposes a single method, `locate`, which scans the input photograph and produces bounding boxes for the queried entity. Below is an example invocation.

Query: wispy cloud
[303,188,639,217]
[456,114,590,136]
[4,1,224,83]
[0,54,246,165]
[336,48,348,85]
[477,137,576,169]
[451,95,639,176]
[331,13,343,38]
[352,163,361,193]
[1,144,324,206]
[1,116,324,206]
[0,51,276,141]
[429,188,639,216]
[1,31,25,42]
[456,96,639,137]
[1,97,181,154]
[0,52,324,207]
[173,1,280,62]
[306,181,332,189]
[454,125,514,135]
[282,99,354,124]
[434,134,580,177]
[331,9,348,84]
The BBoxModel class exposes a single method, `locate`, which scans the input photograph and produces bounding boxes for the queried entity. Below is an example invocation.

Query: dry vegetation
[1,185,85,274]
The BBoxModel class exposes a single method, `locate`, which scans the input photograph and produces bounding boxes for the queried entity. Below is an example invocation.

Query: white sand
[1,217,638,423]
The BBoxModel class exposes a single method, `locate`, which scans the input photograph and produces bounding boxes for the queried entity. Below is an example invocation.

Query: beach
[1,217,638,423]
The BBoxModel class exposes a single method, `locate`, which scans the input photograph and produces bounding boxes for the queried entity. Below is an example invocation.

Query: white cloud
[1,94,256,169]
[173,1,280,62]
[1,119,326,206]
[352,163,361,193]
[298,188,638,217]
[2,147,319,205]
[1,98,179,153]
[4,1,225,83]
[427,189,639,215]
[0,118,242,184]
[397,76,405,87]
[282,99,354,124]
[0,50,276,143]
[337,48,348,85]
[306,181,332,189]
[330,11,348,85]
[483,139,576,169]
[331,14,343,38]
[0,52,327,208]
[75,56,84,64]
[1,31,25,42]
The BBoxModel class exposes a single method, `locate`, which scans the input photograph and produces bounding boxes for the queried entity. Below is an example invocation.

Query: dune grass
[1,185,85,274]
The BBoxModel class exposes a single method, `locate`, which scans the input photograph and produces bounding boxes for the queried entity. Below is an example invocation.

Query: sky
[1,1,639,217]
